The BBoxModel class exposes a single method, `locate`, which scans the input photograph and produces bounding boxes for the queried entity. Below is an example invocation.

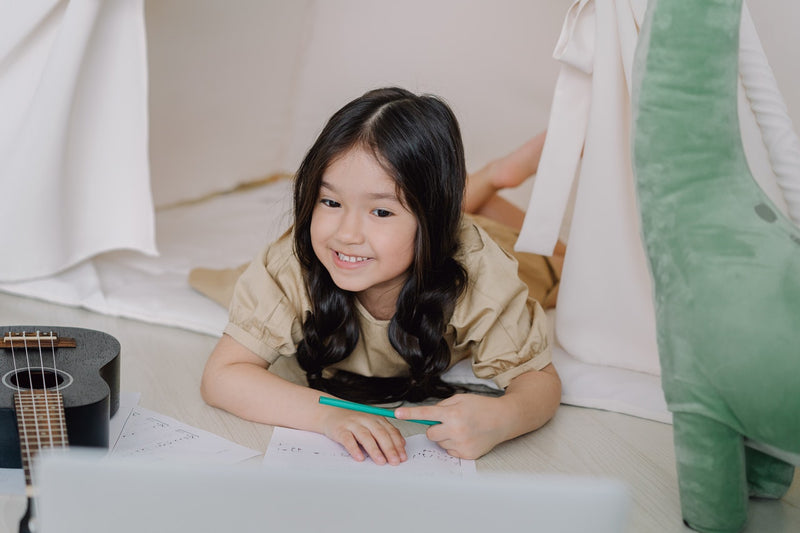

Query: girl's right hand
[202,335,406,464]
[320,409,407,465]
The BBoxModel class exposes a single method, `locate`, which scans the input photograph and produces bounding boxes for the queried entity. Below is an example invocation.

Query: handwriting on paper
[110,406,259,464]
[263,427,475,476]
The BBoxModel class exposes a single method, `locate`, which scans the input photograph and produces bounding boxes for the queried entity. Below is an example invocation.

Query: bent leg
[471,195,526,230]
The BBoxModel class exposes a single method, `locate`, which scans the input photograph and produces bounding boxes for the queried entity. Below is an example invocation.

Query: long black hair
[293,87,468,403]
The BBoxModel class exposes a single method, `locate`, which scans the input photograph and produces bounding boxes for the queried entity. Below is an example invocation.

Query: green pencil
[318,396,440,426]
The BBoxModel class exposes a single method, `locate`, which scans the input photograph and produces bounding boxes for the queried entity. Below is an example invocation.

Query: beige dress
[212,215,552,389]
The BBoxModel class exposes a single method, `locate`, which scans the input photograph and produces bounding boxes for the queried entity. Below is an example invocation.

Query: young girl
[201,87,561,465]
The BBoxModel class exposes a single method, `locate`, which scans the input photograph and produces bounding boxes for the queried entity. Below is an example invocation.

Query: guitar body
[0,326,120,469]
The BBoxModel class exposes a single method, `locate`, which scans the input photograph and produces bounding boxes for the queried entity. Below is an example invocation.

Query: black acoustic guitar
[0,326,120,533]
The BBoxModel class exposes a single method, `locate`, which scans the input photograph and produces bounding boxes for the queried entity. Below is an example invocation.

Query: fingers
[337,432,366,462]
[395,396,497,460]
[384,425,408,462]
[395,405,457,456]
[394,405,443,424]
[358,422,407,465]
[327,416,407,465]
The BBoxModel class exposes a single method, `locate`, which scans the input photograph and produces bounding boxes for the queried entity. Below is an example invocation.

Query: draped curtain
[0,0,155,283]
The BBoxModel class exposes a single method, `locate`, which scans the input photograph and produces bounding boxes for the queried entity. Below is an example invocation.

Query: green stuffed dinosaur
[632,0,800,531]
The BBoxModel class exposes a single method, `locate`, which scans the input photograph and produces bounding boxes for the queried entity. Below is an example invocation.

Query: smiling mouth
[336,251,370,263]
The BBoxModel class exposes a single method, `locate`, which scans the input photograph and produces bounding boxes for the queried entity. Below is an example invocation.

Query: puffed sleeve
[450,220,552,389]
[223,232,310,364]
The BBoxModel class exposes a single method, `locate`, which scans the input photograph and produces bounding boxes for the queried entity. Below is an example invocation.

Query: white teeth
[337,252,368,263]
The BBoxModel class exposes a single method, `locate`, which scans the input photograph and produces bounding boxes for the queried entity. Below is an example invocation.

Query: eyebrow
[320,180,400,202]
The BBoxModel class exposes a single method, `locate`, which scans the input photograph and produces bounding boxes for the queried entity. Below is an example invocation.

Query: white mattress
[0,178,670,424]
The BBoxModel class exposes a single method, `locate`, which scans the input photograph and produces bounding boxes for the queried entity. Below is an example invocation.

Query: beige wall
[145,0,571,207]
[145,1,799,208]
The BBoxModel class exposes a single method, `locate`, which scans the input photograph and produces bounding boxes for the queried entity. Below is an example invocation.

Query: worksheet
[110,405,259,464]
[2,393,262,495]
[263,426,476,476]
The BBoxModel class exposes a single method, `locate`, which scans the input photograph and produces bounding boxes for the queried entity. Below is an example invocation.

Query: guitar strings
[7,333,36,484]
[7,330,66,486]
[48,331,67,448]
[49,332,60,391]
[34,331,57,450]
[22,333,46,470]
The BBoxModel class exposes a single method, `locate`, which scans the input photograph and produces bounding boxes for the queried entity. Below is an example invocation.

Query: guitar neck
[13,390,69,488]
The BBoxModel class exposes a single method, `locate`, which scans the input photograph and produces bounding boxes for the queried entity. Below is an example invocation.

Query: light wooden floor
[1,291,798,532]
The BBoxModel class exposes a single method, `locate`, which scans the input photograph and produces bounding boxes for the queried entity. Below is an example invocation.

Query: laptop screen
[34,449,629,533]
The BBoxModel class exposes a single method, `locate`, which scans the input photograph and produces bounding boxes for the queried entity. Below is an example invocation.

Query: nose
[336,209,365,244]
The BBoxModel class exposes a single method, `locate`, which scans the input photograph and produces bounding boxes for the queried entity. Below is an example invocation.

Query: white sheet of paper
[109,391,140,448]
[109,405,259,464]
[263,426,476,476]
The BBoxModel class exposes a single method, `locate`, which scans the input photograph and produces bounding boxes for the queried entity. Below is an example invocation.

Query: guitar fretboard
[14,390,68,487]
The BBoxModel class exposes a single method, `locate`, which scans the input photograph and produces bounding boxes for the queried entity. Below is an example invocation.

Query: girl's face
[310,148,418,317]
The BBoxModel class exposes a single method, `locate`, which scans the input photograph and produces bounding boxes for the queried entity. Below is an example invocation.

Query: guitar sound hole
[6,368,68,390]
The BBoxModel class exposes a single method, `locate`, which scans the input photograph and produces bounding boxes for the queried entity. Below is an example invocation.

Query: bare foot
[488,131,546,190]
[464,130,547,215]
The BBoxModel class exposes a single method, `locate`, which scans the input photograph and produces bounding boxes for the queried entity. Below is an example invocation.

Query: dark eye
[372,208,393,218]
[320,198,341,208]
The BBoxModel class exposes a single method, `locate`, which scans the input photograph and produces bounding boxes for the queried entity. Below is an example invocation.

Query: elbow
[199,371,214,406]
[523,363,561,425]
[544,363,562,419]
[200,334,269,413]
[200,361,223,408]
[505,363,562,430]
[550,365,562,402]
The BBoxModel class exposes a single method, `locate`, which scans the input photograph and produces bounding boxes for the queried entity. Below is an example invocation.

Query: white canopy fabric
[0,0,155,282]
[516,0,800,377]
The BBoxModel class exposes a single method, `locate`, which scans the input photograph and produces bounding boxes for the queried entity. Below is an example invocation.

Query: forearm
[200,334,329,431]
[202,362,326,430]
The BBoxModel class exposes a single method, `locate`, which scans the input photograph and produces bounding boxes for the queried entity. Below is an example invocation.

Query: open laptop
[33,449,630,533]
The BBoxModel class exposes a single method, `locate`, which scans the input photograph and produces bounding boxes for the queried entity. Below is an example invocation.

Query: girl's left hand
[394,394,508,460]
[395,367,561,460]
